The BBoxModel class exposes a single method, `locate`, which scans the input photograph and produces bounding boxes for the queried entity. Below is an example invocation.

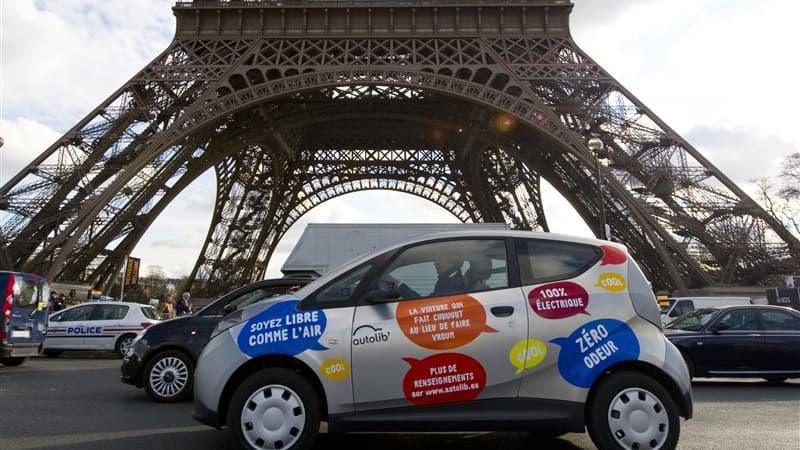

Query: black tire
[587,372,680,450]
[115,334,137,359]
[227,367,320,450]
[43,349,63,358]
[143,350,195,402]
[0,357,26,367]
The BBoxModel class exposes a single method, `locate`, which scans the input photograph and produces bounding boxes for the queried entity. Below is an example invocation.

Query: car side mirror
[363,288,401,304]
[710,322,730,333]
[222,303,237,316]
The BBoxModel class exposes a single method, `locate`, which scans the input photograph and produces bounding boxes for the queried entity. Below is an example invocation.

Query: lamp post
[587,137,608,240]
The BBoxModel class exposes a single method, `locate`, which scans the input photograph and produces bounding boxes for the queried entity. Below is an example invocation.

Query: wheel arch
[587,360,693,420]
[218,354,329,427]
[114,332,139,351]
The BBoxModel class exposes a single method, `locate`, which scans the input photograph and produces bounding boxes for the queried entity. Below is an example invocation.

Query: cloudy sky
[2,0,798,279]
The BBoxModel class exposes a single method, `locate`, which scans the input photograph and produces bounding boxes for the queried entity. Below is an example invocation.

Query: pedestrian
[176,292,193,316]
[160,294,176,320]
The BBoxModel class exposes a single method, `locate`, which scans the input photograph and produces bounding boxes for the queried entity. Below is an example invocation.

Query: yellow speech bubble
[509,339,547,374]
[320,358,351,382]
[596,272,627,293]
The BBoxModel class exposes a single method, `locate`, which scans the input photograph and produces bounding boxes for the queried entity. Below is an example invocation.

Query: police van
[44,302,160,357]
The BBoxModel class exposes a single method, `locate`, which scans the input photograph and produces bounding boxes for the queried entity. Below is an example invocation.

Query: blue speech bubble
[237,300,327,357]
[551,318,640,388]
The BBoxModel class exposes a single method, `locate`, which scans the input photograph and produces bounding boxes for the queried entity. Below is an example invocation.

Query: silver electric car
[193,231,692,450]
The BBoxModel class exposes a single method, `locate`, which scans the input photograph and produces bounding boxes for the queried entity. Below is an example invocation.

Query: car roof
[67,301,150,307]
[705,304,798,312]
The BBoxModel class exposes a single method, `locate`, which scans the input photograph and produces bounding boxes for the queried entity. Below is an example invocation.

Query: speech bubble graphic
[509,339,547,374]
[402,353,487,406]
[320,358,351,382]
[237,300,327,357]
[551,318,640,388]
[528,281,590,319]
[397,295,496,350]
[600,245,627,266]
[596,273,627,293]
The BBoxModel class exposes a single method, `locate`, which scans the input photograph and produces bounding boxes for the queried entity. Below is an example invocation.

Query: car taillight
[1,274,14,341]
[140,322,154,329]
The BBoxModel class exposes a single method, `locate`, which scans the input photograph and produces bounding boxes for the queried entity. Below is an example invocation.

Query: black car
[665,305,800,382]
[121,277,310,402]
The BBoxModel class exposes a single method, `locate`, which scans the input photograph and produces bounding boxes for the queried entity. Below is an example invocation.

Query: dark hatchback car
[665,305,800,381]
[122,277,309,401]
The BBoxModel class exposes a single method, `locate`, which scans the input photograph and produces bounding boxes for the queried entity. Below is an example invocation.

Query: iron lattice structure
[1,0,798,296]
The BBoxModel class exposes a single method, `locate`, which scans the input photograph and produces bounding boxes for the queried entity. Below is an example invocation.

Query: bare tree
[757,152,800,236]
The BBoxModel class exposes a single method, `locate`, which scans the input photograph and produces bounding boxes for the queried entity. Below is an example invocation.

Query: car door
[697,308,763,374]
[86,304,130,350]
[757,308,800,372]
[5,274,43,346]
[351,238,527,411]
[47,305,96,349]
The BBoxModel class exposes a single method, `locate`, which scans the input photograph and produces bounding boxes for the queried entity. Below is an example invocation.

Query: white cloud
[0,117,61,184]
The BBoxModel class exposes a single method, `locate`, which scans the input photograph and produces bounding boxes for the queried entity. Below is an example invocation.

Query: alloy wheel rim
[148,356,189,398]
[241,384,305,450]
[607,387,669,450]
[119,338,134,355]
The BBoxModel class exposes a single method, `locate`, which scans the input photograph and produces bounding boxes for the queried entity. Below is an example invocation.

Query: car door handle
[490,306,514,317]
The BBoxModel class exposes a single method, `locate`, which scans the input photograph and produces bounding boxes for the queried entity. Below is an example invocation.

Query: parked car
[0,271,50,367]
[121,277,309,402]
[665,305,800,381]
[659,296,751,325]
[193,231,693,450]
[43,302,160,358]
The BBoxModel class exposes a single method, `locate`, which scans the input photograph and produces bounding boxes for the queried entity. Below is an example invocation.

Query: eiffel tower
[1,0,797,296]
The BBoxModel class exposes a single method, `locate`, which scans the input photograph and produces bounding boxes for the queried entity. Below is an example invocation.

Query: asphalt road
[1,355,798,450]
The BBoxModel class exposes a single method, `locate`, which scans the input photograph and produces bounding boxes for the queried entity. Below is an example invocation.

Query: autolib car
[0,271,50,367]
[665,305,800,381]
[122,277,309,402]
[43,301,160,358]
[192,231,693,450]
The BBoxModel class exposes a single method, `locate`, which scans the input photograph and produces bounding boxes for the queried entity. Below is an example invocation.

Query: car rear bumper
[1,342,41,358]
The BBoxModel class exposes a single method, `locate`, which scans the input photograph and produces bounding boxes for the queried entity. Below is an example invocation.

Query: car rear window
[14,276,39,308]
[141,306,159,320]
[517,239,602,285]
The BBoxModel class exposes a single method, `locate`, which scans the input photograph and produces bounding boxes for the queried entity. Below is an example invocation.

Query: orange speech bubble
[396,294,496,350]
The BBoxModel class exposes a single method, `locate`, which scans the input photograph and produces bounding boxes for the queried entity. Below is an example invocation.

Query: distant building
[281,223,508,277]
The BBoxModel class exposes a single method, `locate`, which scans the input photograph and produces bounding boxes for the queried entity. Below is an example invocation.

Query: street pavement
[1,355,798,450]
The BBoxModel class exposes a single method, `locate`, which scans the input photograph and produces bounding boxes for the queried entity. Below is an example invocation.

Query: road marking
[0,425,210,450]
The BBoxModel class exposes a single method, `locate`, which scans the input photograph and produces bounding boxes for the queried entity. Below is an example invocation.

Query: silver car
[193,231,692,450]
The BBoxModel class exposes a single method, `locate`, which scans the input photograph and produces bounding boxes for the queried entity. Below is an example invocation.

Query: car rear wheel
[587,372,680,450]
[115,334,137,358]
[144,350,194,402]
[228,367,320,450]
[763,377,787,384]
[0,357,26,367]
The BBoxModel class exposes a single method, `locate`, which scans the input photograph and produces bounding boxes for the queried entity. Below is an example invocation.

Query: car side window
[89,305,129,321]
[367,239,508,301]
[759,310,800,330]
[715,309,759,331]
[516,238,602,285]
[670,300,695,317]
[60,305,95,322]
[14,276,39,308]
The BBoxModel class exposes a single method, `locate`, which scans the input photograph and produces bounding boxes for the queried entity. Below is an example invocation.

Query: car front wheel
[228,367,320,450]
[115,334,137,358]
[587,371,680,450]
[0,357,26,367]
[144,350,194,402]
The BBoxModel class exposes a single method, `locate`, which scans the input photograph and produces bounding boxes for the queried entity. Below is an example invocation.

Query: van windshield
[665,308,717,331]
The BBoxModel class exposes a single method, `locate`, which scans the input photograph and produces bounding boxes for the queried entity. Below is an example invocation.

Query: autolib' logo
[352,324,390,346]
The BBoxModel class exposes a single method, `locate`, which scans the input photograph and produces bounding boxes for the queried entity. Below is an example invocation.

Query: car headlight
[211,309,245,340]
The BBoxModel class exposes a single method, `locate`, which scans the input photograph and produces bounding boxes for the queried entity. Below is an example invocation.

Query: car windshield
[665,308,717,331]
